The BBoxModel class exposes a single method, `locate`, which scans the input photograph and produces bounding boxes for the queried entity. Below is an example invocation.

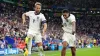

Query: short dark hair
[62,9,70,13]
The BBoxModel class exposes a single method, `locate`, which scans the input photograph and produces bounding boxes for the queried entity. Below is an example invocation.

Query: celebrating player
[22,2,47,56]
[61,9,76,56]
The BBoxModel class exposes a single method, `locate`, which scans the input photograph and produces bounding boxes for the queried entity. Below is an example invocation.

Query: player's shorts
[62,32,76,47]
[27,29,42,43]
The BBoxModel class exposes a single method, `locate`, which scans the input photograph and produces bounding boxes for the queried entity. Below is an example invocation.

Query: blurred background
[0,0,100,55]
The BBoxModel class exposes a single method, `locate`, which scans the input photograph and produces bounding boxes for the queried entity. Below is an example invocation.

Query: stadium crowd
[0,1,100,52]
[28,0,100,9]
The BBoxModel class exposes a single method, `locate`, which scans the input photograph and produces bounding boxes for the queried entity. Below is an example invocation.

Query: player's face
[35,5,41,14]
[63,13,69,19]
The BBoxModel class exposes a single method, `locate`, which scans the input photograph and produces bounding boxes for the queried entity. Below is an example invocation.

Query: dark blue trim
[42,20,47,24]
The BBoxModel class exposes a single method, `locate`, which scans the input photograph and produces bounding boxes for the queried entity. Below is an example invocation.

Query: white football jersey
[61,14,76,33]
[25,11,46,33]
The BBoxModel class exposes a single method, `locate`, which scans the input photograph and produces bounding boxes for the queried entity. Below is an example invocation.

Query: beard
[35,11,40,15]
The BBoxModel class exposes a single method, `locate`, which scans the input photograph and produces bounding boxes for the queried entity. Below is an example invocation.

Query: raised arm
[22,13,26,25]
[22,12,30,25]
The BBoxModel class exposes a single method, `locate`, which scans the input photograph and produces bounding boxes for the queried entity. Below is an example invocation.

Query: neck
[66,19,68,22]
[35,11,40,15]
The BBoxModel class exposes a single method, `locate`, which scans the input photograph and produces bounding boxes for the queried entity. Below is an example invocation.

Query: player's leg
[35,34,45,56]
[69,34,76,56]
[37,42,44,56]
[71,47,76,56]
[61,41,68,56]
[61,33,69,56]
[27,34,33,56]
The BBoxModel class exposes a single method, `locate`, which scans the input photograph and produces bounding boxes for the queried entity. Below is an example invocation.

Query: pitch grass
[7,47,100,56]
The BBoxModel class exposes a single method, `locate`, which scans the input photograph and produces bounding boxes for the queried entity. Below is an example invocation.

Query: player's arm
[61,15,65,26]
[42,22,47,36]
[41,14,47,37]
[22,13,26,25]
[71,15,76,35]
[72,21,76,35]
[61,15,66,31]
[22,12,30,25]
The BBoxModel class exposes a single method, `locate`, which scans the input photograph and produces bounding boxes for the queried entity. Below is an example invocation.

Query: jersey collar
[34,11,40,15]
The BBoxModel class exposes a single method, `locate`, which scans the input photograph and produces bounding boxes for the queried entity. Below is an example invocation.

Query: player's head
[34,2,42,14]
[62,9,70,19]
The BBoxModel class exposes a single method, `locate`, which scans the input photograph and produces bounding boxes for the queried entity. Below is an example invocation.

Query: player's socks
[24,48,28,56]
[25,37,29,44]
[26,36,33,55]
[38,46,45,56]
[28,54,31,56]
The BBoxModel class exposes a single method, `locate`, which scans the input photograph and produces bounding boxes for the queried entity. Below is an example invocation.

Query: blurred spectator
[0,34,6,49]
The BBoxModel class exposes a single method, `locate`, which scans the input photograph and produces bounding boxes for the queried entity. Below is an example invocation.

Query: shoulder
[39,13,45,18]
[28,11,34,13]
[39,13,45,16]
[61,15,64,19]
[61,15,63,18]
[25,11,34,16]
[26,11,34,14]
[70,14,75,18]
[69,14,76,22]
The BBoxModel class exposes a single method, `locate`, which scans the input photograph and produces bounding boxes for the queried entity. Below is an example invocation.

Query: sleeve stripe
[42,20,47,24]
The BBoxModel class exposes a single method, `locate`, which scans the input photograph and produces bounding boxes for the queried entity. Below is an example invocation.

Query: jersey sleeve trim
[42,20,47,24]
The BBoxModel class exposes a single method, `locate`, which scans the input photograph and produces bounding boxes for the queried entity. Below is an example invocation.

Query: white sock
[27,37,32,54]
[38,46,45,56]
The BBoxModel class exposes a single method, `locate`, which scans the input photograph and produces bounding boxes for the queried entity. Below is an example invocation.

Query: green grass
[7,47,100,56]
